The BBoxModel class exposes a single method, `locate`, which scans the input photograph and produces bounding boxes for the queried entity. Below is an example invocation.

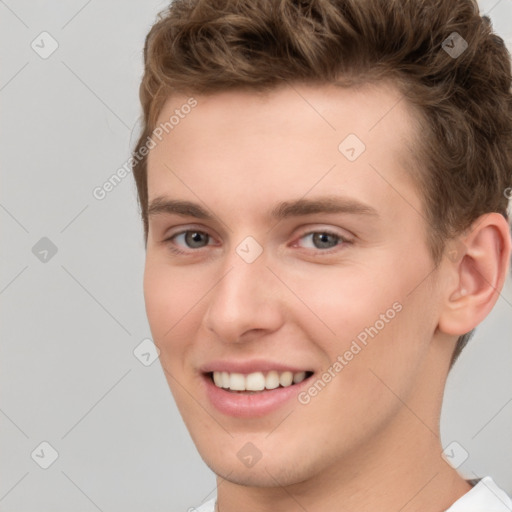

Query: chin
[195,435,323,488]
[205,457,313,488]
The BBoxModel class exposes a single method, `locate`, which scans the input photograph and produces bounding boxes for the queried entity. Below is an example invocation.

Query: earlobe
[438,213,511,337]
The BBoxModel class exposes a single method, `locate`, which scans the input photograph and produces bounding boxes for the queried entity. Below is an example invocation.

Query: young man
[131,0,512,510]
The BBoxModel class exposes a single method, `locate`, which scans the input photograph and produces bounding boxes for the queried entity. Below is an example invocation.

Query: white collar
[445,477,512,511]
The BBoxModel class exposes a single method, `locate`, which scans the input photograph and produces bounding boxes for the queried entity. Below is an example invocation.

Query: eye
[296,230,349,251]
[169,230,212,251]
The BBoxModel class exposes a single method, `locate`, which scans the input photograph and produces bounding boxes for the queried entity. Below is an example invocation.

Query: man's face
[144,82,446,486]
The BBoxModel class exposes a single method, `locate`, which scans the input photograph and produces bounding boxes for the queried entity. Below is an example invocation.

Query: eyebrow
[147,195,379,221]
[270,196,378,219]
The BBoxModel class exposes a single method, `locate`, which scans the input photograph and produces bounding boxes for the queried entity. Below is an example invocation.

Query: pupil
[313,233,337,249]
[186,231,207,248]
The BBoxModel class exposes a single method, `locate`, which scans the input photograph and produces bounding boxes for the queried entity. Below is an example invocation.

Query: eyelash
[163,229,352,256]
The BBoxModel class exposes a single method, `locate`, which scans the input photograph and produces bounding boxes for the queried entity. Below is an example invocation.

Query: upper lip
[199,359,313,375]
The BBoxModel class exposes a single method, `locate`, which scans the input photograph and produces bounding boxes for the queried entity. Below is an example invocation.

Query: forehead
[146,81,423,223]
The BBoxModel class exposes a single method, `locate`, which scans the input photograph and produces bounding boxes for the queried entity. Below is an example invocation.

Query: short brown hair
[132,0,512,364]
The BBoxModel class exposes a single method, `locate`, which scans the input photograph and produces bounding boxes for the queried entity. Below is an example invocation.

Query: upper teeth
[212,371,308,391]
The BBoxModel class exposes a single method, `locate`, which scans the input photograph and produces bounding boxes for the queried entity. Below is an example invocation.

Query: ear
[438,213,511,337]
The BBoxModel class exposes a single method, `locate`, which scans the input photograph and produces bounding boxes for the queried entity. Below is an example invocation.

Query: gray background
[1,1,511,511]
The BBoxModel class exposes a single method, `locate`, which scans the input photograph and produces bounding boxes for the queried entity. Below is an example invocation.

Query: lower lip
[202,374,312,418]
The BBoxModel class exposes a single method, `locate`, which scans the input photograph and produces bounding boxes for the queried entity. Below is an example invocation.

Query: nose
[202,246,284,343]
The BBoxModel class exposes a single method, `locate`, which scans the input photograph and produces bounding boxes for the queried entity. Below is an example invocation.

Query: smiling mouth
[207,370,314,393]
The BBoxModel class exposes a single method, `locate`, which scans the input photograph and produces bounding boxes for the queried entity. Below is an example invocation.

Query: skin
[143,81,511,512]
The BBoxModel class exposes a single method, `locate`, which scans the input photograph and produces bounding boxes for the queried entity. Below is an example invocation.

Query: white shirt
[191,477,512,512]
[445,477,512,511]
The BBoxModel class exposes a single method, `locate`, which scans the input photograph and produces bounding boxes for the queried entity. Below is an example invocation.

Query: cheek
[288,252,435,374]
[288,263,433,439]
[286,260,403,341]
[143,258,203,349]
